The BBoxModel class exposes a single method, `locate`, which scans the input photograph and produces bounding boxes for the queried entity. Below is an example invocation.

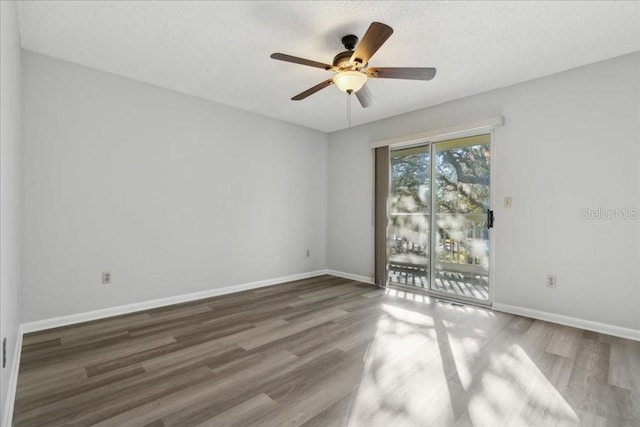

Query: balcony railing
[388,212,489,300]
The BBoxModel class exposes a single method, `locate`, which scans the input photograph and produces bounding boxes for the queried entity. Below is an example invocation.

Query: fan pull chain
[347,93,352,128]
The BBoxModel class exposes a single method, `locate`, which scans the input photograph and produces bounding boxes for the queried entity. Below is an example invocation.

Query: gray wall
[327,52,640,330]
[21,51,328,322]
[0,0,22,420]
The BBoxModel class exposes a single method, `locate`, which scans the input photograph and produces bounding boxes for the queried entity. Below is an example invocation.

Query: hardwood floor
[13,275,640,426]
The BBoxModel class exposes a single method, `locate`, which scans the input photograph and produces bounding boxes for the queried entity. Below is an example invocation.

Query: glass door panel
[388,145,430,288]
[431,135,491,302]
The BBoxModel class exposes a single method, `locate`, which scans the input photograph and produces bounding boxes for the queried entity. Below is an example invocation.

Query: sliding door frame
[386,131,496,307]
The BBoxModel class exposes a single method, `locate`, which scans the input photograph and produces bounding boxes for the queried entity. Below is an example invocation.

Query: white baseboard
[2,326,23,427]
[21,270,329,334]
[493,303,640,342]
[326,270,374,285]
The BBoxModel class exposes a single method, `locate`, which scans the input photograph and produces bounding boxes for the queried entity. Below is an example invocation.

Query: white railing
[436,213,488,271]
[389,212,489,276]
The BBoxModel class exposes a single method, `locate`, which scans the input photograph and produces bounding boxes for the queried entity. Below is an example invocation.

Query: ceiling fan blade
[350,22,393,66]
[355,84,375,108]
[368,67,437,80]
[270,53,332,70]
[291,78,334,101]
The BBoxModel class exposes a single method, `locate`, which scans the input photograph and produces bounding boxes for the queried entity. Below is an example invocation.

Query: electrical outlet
[546,275,557,288]
[504,196,512,208]
[102,272,111,284]
[306,249,310,257]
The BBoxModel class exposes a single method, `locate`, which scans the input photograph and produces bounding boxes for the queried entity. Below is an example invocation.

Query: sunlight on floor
[465,344,578,426]
[384,288,430,304]
[349,303,452,426]
[347,300,579,426]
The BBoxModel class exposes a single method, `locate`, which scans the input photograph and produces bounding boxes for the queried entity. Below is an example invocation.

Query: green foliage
[390,144,490,215]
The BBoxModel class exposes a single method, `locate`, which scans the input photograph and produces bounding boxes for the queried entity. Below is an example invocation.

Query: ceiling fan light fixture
[333,70,367,94]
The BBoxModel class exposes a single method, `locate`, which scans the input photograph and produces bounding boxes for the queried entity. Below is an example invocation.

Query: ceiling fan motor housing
[333,51,356,69]
[335,34,362,69]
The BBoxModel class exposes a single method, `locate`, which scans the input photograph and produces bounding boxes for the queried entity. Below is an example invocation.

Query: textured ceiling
[16,1,640,133]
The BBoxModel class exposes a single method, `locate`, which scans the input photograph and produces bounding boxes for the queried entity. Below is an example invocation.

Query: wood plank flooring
[13,275,640,426]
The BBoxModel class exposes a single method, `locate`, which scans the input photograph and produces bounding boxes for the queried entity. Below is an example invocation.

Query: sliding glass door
[389,145,431,288]
[431,135,491,302]
[388,134,492,304]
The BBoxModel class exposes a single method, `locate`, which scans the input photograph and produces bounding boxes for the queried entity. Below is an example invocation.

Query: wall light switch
[504,196,512,208]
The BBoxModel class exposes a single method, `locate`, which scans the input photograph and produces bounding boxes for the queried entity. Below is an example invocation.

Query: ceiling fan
[270,22,436,108]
